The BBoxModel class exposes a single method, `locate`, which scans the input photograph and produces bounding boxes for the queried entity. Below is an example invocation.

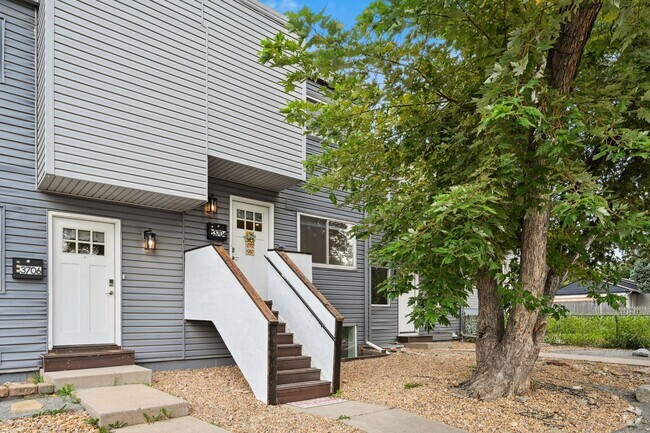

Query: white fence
[556,301,650,316]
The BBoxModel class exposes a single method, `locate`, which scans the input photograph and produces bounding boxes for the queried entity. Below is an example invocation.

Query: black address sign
[13,258,44,280]
[207,223,228,242]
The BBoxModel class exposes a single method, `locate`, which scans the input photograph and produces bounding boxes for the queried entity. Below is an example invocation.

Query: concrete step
[114,416,231,433]
[75,384,189,427]
[42,365,152,390]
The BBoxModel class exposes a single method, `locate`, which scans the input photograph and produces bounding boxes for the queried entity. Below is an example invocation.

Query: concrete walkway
[451,348,650,367]
[540,350,650,367]
[287,400,468,433]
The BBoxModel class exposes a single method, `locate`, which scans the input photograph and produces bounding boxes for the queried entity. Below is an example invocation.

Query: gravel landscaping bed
[153,366,361,433]
[340,348,648,433]
[0,411,94,433]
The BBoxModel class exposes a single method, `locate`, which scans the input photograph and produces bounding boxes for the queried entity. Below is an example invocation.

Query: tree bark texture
[466,1,602,400]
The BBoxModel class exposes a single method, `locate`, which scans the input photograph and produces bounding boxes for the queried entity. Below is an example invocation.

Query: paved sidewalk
[451,347,650,367]
[287,400,468,433]
[541,349,650,366]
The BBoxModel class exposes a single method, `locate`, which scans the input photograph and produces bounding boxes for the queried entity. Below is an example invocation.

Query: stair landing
[41,345,135,372]
[75,384,189,427]
[42,365,152,390]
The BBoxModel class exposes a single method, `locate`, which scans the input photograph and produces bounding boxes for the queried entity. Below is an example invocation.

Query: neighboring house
[554,279,650,313]
[0,0,455,404]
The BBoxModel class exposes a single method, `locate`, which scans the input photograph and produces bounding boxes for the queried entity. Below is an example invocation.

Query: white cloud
[262,0,302,13]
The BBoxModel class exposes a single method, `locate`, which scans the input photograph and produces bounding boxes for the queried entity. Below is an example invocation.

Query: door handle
[106,290,114,295]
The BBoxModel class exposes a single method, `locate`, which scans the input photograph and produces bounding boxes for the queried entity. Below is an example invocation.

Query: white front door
[52,216,116,346]
[398,276,418,335]
[231,198,273,299]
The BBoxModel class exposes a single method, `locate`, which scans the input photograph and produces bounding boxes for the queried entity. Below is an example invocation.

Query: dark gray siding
[371,304,398,346]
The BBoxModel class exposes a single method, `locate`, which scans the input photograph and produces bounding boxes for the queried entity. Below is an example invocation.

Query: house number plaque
[12,258,44,280]
[207,223,228,242]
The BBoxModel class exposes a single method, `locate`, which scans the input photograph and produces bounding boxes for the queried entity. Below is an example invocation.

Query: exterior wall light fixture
[208,195,218,214]
[144,229,156,250]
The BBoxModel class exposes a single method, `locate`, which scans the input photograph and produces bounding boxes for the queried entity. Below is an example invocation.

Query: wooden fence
[555,301,650,316]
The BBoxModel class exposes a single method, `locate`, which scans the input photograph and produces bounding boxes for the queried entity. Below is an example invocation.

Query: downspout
[364,233,371,345]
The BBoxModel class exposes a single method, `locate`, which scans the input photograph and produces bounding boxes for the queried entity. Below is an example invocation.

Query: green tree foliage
[260,0,650,331]
[631,261,650,293]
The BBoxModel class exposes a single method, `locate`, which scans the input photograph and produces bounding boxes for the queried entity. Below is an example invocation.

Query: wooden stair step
[277,322,286,333]
[277,367,321,385]
[277,332,294,344]
[277,380,332,404]
[277,344,302,357]
[272,310,280,319]
[396,335,433,343]
[277,356,311,370]
[42,348,135,372]
[264,300,273,309]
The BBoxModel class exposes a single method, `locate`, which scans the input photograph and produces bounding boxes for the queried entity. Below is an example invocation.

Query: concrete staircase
[45,365,229,432]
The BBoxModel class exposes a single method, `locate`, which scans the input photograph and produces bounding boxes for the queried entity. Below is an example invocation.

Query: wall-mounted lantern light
[207,195,218,214]
[144,229,156,251]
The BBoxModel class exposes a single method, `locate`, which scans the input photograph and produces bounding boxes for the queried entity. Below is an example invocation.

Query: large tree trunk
[465,1,602,400]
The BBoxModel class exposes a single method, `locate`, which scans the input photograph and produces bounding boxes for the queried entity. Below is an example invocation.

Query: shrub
[545,315,650,349]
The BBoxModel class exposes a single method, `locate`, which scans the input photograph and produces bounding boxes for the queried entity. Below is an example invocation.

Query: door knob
[107,290,114,295]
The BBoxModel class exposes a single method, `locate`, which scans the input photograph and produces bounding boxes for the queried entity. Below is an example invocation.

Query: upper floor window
[0,17,5,83]
[298,213,356,269]
[371,267,391,306]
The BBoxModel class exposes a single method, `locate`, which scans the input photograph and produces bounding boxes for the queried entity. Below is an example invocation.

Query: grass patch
[545,315,650,349]
[338,415,351,420]
[404,382,424,389]
[143,408,170,424]
[30,371,44,384]
[32,406,68,417]
[58,384,75,397]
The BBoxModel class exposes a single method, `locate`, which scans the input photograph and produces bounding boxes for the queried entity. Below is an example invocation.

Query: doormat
[288,397,347,408]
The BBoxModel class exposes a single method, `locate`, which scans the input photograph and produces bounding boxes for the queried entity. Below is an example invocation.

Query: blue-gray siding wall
[0,5,366,374]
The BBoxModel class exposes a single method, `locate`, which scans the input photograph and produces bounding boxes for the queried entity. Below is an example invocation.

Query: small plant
[32,406,68,417]
[30,371,44,384]
[330,389,343,398]
[108,421,127,429]
[404,382,424,389]
[338,415,351,420]
[85,417,99,426]
[468,365,477,371]
[58,383,75,397]
[143,408,171,423]
[98,427,111,433]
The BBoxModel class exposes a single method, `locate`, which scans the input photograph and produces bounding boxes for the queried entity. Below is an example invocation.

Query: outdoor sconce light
[207,195,218,214]
[144,229,156,251]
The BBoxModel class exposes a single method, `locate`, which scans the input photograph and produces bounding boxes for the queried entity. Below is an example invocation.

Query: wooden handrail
[212,244,278,324]
[275,250,344,321]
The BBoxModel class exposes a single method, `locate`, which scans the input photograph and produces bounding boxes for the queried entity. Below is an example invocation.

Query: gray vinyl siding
[1,0,362,372]
[371,304,398,347]
[204,0,305,185]
[36,0,208,210]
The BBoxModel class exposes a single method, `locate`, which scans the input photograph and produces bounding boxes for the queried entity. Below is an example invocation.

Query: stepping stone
[10,399,43,413]
[43,365,152,390]
[75,384,188,427]
[114,416,232,432]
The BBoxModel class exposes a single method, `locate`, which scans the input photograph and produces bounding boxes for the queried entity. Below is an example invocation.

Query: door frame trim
[47,211,122,350]
[229,195,275,253]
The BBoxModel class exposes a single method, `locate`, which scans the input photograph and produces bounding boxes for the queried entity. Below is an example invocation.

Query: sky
[262,0,372,28]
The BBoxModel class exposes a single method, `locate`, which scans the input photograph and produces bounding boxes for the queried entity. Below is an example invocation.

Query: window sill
[312,263,357,271]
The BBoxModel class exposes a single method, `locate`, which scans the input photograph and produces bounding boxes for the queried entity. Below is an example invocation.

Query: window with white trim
[371,267,391,306]
[0,17,5,83]
[298,214,356,269]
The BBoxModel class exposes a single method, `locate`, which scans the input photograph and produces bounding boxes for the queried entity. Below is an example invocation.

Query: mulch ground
[1,348,646,432]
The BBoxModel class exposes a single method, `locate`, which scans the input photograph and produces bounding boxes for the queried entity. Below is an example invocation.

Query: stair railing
[184,244,279,404]
[266,249,344,393]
